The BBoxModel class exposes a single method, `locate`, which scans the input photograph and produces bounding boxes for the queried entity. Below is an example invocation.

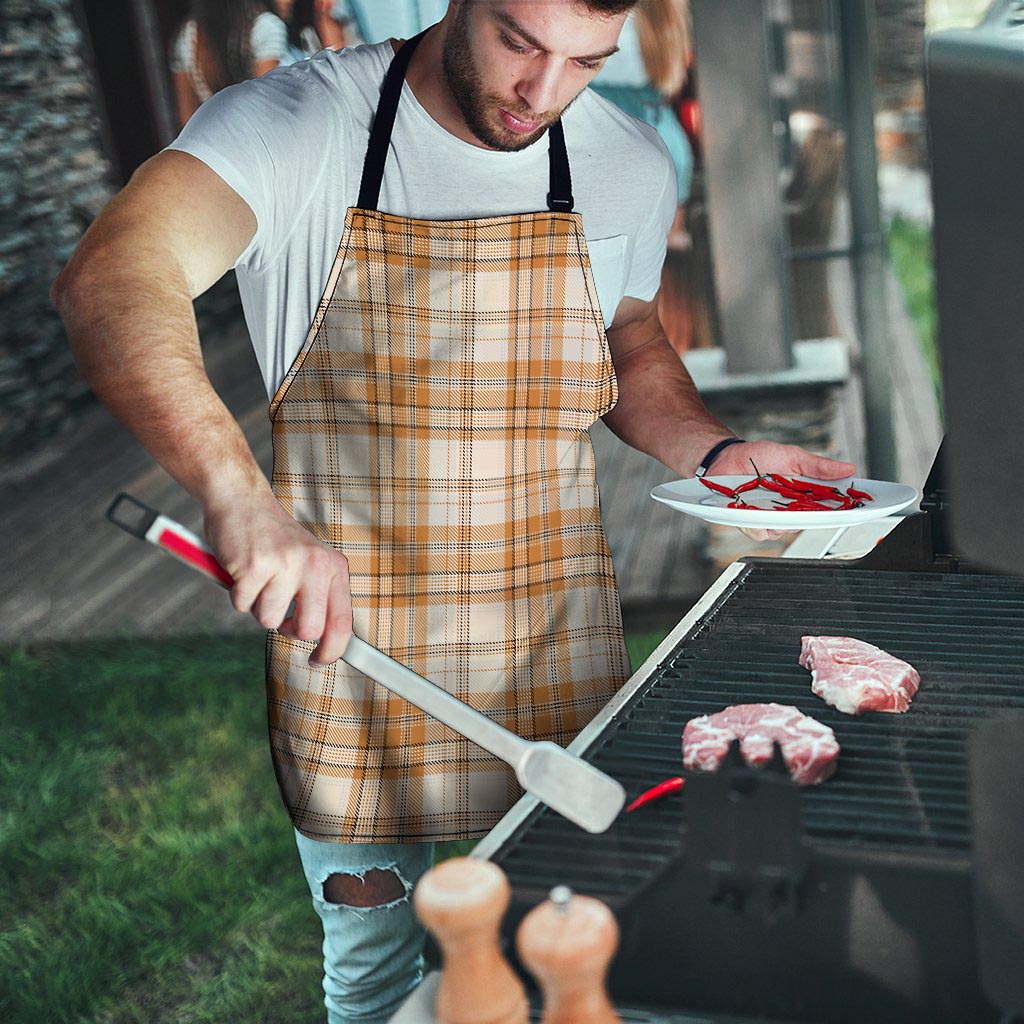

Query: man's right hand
[204,494,353,666]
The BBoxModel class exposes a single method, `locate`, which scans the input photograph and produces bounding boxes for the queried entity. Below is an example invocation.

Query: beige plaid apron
[265,33,629,842]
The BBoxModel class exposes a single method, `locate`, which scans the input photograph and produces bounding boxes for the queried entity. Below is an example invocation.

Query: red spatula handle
[106,493,234,589]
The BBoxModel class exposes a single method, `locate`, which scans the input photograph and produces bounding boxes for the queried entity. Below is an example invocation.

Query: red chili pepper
[758,478,801,496]
[776,498,835,511]
[760,479,822,501]
[734,478,762,494]
[847,485,873,501]
[772,473,844,499]
[699,477,737,498]
[732,500,776,510]
[768,473,816,494]
[626,776,685,813]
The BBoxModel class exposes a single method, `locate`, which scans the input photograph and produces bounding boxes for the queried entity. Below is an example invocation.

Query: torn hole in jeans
[321,866,412,918]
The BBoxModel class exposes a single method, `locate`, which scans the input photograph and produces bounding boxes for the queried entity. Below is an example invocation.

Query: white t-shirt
[168,40,677,398]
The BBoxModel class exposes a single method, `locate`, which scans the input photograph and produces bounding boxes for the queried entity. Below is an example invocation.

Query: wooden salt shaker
[516,885,621,1024]
[413,857,528,1024]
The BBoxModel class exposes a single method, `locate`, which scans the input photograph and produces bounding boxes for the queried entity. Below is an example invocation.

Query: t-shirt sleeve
[165,66,340,273]
[623,132,678,302]
[251,12,288,63]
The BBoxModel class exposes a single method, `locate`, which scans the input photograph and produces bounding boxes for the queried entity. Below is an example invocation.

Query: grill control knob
[516,886,621,1024]
[413,857,528,1024]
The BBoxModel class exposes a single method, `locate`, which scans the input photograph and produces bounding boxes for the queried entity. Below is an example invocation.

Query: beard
[441,3,560,151]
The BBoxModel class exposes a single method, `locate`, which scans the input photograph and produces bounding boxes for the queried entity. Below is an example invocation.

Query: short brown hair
[579,0,639,13]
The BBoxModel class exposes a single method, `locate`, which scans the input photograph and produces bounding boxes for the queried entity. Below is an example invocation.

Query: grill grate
[493,563,1024,902]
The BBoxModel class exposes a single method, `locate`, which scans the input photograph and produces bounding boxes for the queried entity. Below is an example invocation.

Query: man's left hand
[707,440,857,542]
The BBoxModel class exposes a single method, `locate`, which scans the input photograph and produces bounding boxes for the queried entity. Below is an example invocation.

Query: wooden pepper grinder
[516,885,621,1024]
[413,857,528,1024]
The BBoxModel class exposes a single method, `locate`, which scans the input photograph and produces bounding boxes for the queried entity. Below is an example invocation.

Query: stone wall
[0,0,116,460]
[0,0,246,463]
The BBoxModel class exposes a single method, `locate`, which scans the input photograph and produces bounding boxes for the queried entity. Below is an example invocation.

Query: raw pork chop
[799,636,920,716]
[682,703,839,785]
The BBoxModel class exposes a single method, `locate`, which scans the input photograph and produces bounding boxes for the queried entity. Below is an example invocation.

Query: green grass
[625,631,670,671]
[1,637,322,1023]
[887,216,942,406]
[1,630,667,1022]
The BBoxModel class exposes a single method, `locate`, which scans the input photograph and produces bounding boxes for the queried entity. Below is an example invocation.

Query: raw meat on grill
[799,635,920,716]
[682,703,840,785]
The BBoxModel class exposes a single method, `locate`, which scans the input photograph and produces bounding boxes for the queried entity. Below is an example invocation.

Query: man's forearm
[602,331,734,478]
[50,153,355,663]
[52,254,272,513]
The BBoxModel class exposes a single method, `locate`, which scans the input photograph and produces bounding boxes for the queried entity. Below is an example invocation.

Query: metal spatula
[107,493,626,834]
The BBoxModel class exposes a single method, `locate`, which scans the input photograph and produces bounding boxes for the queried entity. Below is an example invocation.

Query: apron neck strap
[357,29,427,212]
[357,30,575,214]
[546,120,573,213]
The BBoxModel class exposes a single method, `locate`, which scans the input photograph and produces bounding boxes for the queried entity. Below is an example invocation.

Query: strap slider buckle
[547,192,574,213]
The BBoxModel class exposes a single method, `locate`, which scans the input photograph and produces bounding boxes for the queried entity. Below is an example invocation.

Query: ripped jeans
[294,829,436,1024]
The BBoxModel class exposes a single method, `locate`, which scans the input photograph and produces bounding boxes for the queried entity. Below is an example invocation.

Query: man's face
[442,1,627,151]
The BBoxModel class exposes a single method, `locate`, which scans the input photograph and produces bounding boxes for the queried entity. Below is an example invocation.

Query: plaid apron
[265,32,629,842]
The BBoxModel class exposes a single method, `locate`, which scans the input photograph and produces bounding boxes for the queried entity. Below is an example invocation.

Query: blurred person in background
[277,0,349,63]
[171,0,289,126]
[276,0,446,65]
[333,0,449,45]
[592,0,693,243]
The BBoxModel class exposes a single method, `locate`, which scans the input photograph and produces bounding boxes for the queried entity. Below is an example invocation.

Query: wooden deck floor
[2,252,939,644]
[1,326,272,644]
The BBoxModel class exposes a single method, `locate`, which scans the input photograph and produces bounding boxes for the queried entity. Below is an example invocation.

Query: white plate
[650,476,920,530]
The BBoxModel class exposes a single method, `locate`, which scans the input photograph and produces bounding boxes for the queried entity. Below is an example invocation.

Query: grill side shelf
[478,562,754,864]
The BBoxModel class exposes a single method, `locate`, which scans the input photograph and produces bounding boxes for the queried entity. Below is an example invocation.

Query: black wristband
[695,437,745,478]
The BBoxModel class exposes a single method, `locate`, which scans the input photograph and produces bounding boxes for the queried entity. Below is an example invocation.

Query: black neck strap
[356,30,574,214]
[357,30,426,212]
[546,119,574,213]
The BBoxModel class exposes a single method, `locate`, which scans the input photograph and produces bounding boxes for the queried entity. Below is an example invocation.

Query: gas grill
[475,469,1024,1022]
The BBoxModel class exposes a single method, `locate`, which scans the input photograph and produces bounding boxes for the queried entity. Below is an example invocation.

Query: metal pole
[837,1,899,480]
[131,0,178,149]
[690,0,794,374]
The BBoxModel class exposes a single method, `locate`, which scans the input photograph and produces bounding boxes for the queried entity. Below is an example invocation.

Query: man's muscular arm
[51,150,352,664]
[603,296,735,478]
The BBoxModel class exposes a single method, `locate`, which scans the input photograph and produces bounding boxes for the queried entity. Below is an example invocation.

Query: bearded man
[52,2,854,1020]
